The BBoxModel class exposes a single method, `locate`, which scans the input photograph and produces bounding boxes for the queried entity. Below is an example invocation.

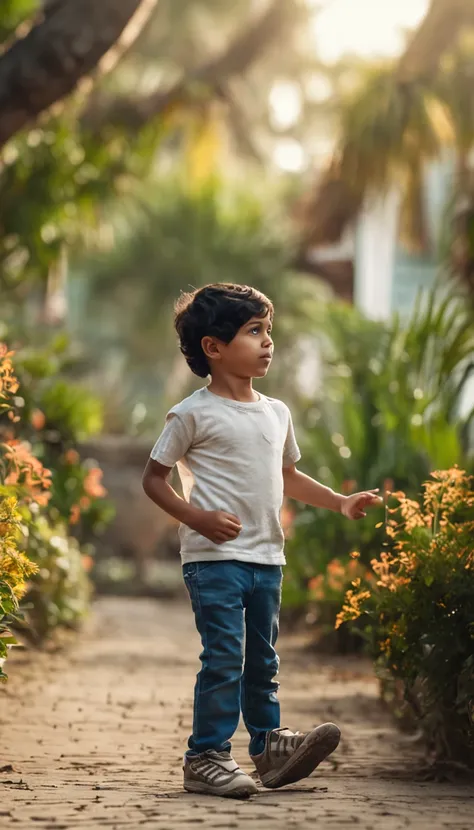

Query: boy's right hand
[187,509,242,545]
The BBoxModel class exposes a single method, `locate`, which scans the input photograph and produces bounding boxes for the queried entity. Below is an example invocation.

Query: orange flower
[64,449,80,466]
[327,559,345,576]
[308,574,325,600]
[81,554,94,573]
[83,467,107,499]
[30,409,46,430]
[69,504,81,525]
[4,439,52,503]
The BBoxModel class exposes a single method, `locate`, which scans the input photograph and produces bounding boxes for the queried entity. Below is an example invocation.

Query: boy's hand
[341,489,383,520]
[188,509,242,545]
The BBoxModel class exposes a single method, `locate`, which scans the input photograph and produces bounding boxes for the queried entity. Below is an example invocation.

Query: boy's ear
[201,336,222,362]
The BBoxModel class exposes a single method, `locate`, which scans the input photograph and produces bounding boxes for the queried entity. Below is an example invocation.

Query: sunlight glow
[273,139,306,173]
[311,0,430,63]
[269,82,302,130]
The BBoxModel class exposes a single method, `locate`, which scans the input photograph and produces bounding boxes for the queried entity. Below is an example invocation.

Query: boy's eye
[249,324,272,335]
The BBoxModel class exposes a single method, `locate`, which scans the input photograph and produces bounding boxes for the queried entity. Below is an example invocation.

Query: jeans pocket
[183,563,197,579]
[183,565,201,614]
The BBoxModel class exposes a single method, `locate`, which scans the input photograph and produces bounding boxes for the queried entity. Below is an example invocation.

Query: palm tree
[299,0,474,294]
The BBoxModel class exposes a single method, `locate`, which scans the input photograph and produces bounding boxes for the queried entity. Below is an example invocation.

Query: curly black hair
[174,283,274,378]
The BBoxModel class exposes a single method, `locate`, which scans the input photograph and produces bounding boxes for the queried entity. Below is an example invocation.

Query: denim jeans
[182,559,282,758]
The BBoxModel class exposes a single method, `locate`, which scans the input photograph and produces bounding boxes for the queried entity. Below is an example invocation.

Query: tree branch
[83,0,295,133]
[397,0,474,84]
[0,0,159,149]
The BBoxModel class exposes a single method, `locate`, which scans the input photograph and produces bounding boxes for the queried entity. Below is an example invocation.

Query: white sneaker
[251,723,341,789]
[184,749,258,799]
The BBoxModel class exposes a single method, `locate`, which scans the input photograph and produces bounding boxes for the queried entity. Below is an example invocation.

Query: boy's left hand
[341,489,383,520]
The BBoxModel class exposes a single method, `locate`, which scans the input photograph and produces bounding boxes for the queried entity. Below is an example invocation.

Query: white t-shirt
[150,387,301,565]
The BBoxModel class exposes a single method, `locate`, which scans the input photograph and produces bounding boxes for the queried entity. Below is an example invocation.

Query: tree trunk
[397,0,474,83]
[0,0,158,149]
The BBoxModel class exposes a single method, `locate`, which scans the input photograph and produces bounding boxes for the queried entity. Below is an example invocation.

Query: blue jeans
[182,560,282,758]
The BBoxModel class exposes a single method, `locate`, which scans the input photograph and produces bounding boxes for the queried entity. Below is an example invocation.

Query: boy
[143,283,381,799]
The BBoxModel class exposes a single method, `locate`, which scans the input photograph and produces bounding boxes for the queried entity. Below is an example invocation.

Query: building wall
[354,153,455,319]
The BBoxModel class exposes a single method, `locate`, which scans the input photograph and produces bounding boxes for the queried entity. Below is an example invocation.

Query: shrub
[0,495,39,679]
[284,287,474,636]
[0,341,110,676]
[337,468,474,769]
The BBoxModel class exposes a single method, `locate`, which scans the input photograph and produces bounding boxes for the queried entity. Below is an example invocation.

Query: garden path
[1,597,473,830]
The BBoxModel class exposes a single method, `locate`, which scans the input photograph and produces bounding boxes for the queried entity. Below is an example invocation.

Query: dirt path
[1,597,473,829]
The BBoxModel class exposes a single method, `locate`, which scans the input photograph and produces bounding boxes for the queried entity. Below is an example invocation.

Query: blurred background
[1,0,473,649]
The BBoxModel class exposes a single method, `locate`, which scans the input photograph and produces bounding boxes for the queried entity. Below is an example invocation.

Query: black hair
[174,283,274,378]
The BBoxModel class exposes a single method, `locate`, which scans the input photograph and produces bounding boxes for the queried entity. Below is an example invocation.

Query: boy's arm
[282,464,382,520]
[142,458,242,544]
[142,458,197,526]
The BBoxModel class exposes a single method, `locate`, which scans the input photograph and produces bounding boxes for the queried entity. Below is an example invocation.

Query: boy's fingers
[220,525,240,538]
[215,531,232,543]
[224,515,242,530]
[362,492,383,504]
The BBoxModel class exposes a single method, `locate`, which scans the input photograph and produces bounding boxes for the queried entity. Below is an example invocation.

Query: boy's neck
[207,373,259,403]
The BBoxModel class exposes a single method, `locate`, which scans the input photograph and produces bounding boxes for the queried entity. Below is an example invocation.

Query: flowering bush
[0,495,38,679]
[0,342,110,676]
[337,468,474,769]
[10,341,113,536]
[283,288,473,641]
[0,345,45,677]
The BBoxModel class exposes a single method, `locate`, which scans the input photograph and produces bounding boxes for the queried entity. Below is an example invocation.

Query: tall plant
[284,285,474,622]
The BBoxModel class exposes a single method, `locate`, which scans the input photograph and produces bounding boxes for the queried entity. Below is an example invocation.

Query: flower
[4,440,52,504]
[69,504,81,525]
[81,554,94,573]
[64,449,80,466]
[83,467,107,499]
[30,409,46,431]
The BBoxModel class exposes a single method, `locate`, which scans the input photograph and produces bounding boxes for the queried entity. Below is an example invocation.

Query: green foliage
[22,514,93,640]
[9,339,113,535]
[284,285,474,627]
[0,0,37,42]
[0,340,112,676]
[75,179,322,430]
[39,380,103,442]
[0,113,158,292]
[337,469,474,768]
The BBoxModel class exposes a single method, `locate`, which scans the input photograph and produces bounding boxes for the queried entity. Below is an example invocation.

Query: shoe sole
[259,723,341,789]
[184,780,258,799]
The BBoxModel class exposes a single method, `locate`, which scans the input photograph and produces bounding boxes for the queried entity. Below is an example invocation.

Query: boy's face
[204,312,274,379]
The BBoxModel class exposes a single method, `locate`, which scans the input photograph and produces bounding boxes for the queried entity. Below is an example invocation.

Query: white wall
[354,188,401,320]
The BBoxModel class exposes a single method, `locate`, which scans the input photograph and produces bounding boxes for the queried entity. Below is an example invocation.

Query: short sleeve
[150,411,194,468]
[283,410,301,468]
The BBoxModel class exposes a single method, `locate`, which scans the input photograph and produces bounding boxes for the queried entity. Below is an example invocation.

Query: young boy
[143,283,381,799]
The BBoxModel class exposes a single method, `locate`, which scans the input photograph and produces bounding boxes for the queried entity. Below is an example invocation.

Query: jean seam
[184,572,202,616]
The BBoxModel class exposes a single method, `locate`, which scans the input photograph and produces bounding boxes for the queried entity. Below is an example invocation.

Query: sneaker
[183,749,258,799]
[251,723,341,789]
